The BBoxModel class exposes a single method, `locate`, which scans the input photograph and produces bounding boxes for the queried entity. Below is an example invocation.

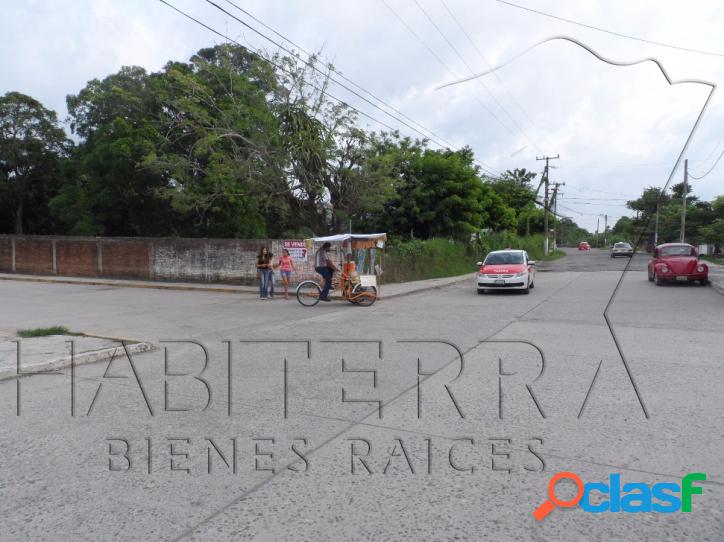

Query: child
[277,249,296,300]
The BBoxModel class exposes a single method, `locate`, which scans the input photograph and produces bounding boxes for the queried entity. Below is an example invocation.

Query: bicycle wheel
[351,284,377,306]
[296,281,321,306]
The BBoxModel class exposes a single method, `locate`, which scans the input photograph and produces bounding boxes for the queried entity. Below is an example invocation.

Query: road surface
[1,249,722,541]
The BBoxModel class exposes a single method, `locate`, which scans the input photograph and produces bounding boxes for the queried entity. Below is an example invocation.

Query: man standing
[315,242,339,302]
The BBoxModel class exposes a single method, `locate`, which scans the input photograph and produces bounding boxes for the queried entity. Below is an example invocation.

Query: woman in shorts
[278,249,296,300]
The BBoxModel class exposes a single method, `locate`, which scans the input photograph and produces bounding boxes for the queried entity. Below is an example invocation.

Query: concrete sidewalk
[0,334,154,381]
[0,271,475,299]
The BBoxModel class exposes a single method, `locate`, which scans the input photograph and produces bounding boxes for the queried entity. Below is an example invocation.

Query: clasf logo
[533,471,706,521]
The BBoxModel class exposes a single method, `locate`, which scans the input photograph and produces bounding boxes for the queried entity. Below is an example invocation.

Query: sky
[3,0,724,232]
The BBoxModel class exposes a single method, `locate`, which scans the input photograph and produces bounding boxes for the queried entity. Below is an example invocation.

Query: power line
[219,0,462,153]
[203,0,503,176]
[157,0,404,134]
[689,147,724,179]
[438,0,553,151]
[495,0,724,58]
[412,0,542,150]
[380,0,514,145]
[156,2,582,226]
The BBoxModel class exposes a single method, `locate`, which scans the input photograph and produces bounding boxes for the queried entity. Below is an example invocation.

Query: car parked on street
[476,249,535,294]
[610,242,634,258]
[647,243,708,286]
[578,241,591,251]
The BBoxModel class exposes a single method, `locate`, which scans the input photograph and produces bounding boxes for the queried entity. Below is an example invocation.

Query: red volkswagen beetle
[647,243,708,286]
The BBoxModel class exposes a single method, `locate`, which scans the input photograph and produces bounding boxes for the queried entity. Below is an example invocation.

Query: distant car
[578,241,591,251]
[647,243,708,286]
[610,242,634,258]
[476,249,535,294]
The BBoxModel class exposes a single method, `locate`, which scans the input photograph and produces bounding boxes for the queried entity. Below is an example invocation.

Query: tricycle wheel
[296,281,321,306]
[352,284,377,306]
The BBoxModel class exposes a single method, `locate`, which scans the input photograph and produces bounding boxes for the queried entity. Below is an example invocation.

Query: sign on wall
[283,240,308,261]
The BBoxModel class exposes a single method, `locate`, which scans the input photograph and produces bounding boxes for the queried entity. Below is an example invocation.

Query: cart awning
[309,233,387,243]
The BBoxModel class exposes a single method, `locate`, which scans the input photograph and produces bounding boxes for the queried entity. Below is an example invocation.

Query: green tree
[56,66,170,235]
[0,92,71,234]
[386,147,515,240]
[152,46,284,237]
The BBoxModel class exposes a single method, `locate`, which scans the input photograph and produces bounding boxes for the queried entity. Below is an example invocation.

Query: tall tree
[0,92,70,234]
[57,66,170,235]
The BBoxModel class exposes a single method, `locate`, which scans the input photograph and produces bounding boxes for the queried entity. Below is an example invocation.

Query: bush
[474,232,549,261]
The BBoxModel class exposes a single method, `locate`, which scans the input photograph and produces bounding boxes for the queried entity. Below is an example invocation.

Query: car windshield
[614,243,631,248]
[660,245,695,257]
[485,252,524,265]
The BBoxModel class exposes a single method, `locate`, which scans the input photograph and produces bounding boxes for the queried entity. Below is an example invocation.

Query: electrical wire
[219,0,462,153]
[159,0,500,176]
[380,0,514,148]
[159,1,577,224]
[495,0,724,58]
[412,0,541,151]
[689,147,724,179]
[203,0,504,176]
[439,0,554,151]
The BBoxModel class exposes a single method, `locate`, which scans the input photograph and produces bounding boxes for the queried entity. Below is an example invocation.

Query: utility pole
[550,182,565,250]
[680,159,688,243]
[654,197,660,247]
[536,154,560,256]
[596,216,600,247]
[604,214,608,247]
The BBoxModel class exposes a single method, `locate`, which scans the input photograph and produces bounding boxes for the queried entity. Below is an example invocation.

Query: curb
[0,340,155,381]
[0,273,474,299]
[380,274,475,299]
[0,274,255,295]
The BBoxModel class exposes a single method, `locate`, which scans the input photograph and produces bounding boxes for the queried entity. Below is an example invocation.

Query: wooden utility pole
[680,159,688,243]
[536,155,559,256]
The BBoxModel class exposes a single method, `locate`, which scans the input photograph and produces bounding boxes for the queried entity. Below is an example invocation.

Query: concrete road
[0,250,722,541]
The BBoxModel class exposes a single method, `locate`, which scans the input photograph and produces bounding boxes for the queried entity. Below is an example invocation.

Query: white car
[476,249,536,294]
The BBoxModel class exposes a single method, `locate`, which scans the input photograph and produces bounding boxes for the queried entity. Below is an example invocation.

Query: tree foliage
[1,44,597,243]
[0,91,71,233]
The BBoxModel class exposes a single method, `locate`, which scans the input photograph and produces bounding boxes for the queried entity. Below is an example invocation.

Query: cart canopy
[309,233,387,243]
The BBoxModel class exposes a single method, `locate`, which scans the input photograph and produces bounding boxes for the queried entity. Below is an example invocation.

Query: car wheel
[654,272,662,286]
[522,279,530,294]
[477,289,486,295]
[700,279,709,286]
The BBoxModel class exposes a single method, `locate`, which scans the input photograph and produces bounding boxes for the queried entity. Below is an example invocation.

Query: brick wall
[0,238,12,272]
[101,239,150,279]
[14,238,53,274]
[56,240,98,276]
[0,235,327,284]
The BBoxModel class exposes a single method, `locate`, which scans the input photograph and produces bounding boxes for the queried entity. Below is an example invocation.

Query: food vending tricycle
[296,233,386,307]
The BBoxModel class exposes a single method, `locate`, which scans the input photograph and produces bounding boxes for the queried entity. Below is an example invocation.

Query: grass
[382,237,568,283]
[700,255,724,265]
[384,239,476,283]
[541,249,566,261]
[17,326,81,338]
